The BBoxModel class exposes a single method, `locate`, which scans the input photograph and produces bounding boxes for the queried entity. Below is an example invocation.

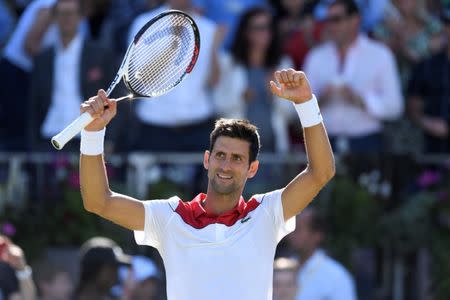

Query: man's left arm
[270,69,335,221]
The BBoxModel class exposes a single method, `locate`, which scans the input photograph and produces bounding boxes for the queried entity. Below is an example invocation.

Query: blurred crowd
[0,0,449,154]
[1,0,450,299]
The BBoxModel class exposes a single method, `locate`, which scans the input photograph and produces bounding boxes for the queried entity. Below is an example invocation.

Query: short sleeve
[134,197,178,249]
[257,189,296,243]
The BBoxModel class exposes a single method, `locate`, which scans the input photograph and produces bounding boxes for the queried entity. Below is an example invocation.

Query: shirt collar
[56,32,83,53]
[191,193,246,219]
[302,249,326,272]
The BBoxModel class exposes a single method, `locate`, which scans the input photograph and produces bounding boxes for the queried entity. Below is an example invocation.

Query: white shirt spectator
[3,0,57,71]
[128,5,217,127]
[303,34,403,137]
[134,189,295,300]
[41,34,83,138]
[296,249,357,300]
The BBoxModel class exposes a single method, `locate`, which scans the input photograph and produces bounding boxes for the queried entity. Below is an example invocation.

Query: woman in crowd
[214,6,295,154]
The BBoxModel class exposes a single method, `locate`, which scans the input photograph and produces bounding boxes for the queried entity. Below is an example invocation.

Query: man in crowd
[303,0,402,153]
[288,208,357,300]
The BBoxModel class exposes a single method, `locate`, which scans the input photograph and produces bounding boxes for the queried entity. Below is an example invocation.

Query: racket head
[123,10,201,98]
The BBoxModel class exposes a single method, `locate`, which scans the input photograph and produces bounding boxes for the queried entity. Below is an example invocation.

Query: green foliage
[378,192,436,255]
[315,175,381,266]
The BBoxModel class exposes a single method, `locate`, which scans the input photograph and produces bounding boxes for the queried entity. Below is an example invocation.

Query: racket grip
[51,112,94,150]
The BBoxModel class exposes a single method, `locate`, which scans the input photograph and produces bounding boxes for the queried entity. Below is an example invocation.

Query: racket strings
[127,14,196,97]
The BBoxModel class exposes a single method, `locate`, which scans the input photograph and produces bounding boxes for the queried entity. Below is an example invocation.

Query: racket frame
[50,10,200,150]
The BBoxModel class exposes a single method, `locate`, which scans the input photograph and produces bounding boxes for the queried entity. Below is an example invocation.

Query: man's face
[97,264,119,290]
[288,211,321,254]
[42,272,74,300]
[55,1,81,38]
[273,270,298,300]
[325,4,358,47]
[204,136,258,195]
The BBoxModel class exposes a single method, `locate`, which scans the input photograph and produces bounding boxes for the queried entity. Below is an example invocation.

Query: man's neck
[336,32,359,58]
[298,248,317,268]
[60,34,77,49]
[203,189,242,215]
[248,49,266,67]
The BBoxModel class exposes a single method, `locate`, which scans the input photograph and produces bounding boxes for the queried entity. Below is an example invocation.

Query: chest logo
[241,216,251,223]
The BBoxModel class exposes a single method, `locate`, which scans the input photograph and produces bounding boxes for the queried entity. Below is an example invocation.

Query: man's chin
[211,181,238,195]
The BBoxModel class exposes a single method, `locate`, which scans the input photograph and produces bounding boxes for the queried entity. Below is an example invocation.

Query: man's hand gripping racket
[51,10,201,150]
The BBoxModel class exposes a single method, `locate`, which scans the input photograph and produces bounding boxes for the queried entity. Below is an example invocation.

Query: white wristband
[80,128,105,155]
[294,94,323,127]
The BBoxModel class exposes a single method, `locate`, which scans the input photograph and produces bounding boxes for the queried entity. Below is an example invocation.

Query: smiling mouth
[217,174,232,180]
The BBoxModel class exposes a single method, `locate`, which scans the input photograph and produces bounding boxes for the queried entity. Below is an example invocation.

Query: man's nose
[219,158,232,171]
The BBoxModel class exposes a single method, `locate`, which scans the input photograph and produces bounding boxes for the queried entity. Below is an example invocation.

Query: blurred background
[0,0,450,299]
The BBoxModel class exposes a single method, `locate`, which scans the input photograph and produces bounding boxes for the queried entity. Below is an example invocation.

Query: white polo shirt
[295,250,357,300]
[134,189,295,300]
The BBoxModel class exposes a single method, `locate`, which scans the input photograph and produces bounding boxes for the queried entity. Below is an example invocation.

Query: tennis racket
[51,10,200,150]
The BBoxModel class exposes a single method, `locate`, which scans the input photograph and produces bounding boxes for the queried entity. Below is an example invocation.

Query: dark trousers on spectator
[0,58,29,151]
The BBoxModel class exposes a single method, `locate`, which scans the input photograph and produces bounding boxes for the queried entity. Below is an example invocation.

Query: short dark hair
[209,119,260,163]
[306,207,328,234]
[329,0,360,16]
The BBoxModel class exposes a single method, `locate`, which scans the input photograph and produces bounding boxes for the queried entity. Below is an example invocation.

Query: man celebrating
[79,69,335,299]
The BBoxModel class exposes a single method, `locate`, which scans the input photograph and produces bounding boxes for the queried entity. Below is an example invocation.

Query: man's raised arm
[79,90,144,230]
[270,69,335,221]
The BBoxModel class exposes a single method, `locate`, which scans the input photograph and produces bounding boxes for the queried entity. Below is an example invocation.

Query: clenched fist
[270,69,313,104]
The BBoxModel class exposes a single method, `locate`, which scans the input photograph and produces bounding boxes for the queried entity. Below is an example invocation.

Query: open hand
[81,89,117,131]
[270,69,313,104]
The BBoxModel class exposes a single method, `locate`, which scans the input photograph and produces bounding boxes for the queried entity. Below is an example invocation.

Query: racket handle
[51,112,94,150]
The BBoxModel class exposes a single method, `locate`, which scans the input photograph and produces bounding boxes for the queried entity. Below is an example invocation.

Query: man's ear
[203,150,210,170]
[247,160,259,178]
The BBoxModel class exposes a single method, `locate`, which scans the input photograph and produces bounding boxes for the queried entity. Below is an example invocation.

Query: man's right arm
[80,154,144,231]
[79,90,145,231]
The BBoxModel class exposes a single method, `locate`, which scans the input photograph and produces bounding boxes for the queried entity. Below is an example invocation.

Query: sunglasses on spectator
[248,23,272,31]
[324,14,349,23]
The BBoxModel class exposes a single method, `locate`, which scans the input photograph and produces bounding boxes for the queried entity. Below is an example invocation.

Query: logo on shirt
[241,216,251,223]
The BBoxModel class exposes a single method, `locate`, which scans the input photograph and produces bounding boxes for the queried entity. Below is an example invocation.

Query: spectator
[128,0,220,152]
[0,0,57,150]
[273,257,298,300]
[407,8,450,153]
[120,256,161,300]
[214,6,295,153]
[74,237,131,300]
[28,0,117,151]
[287,208,357,300]
[0,235,37,300]
[192,0,267,49]
[373,0,443,88]
[32,260,73,300]
[303,0,403,154]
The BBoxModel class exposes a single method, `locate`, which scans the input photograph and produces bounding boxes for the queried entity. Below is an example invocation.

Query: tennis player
[79,68,335,300]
